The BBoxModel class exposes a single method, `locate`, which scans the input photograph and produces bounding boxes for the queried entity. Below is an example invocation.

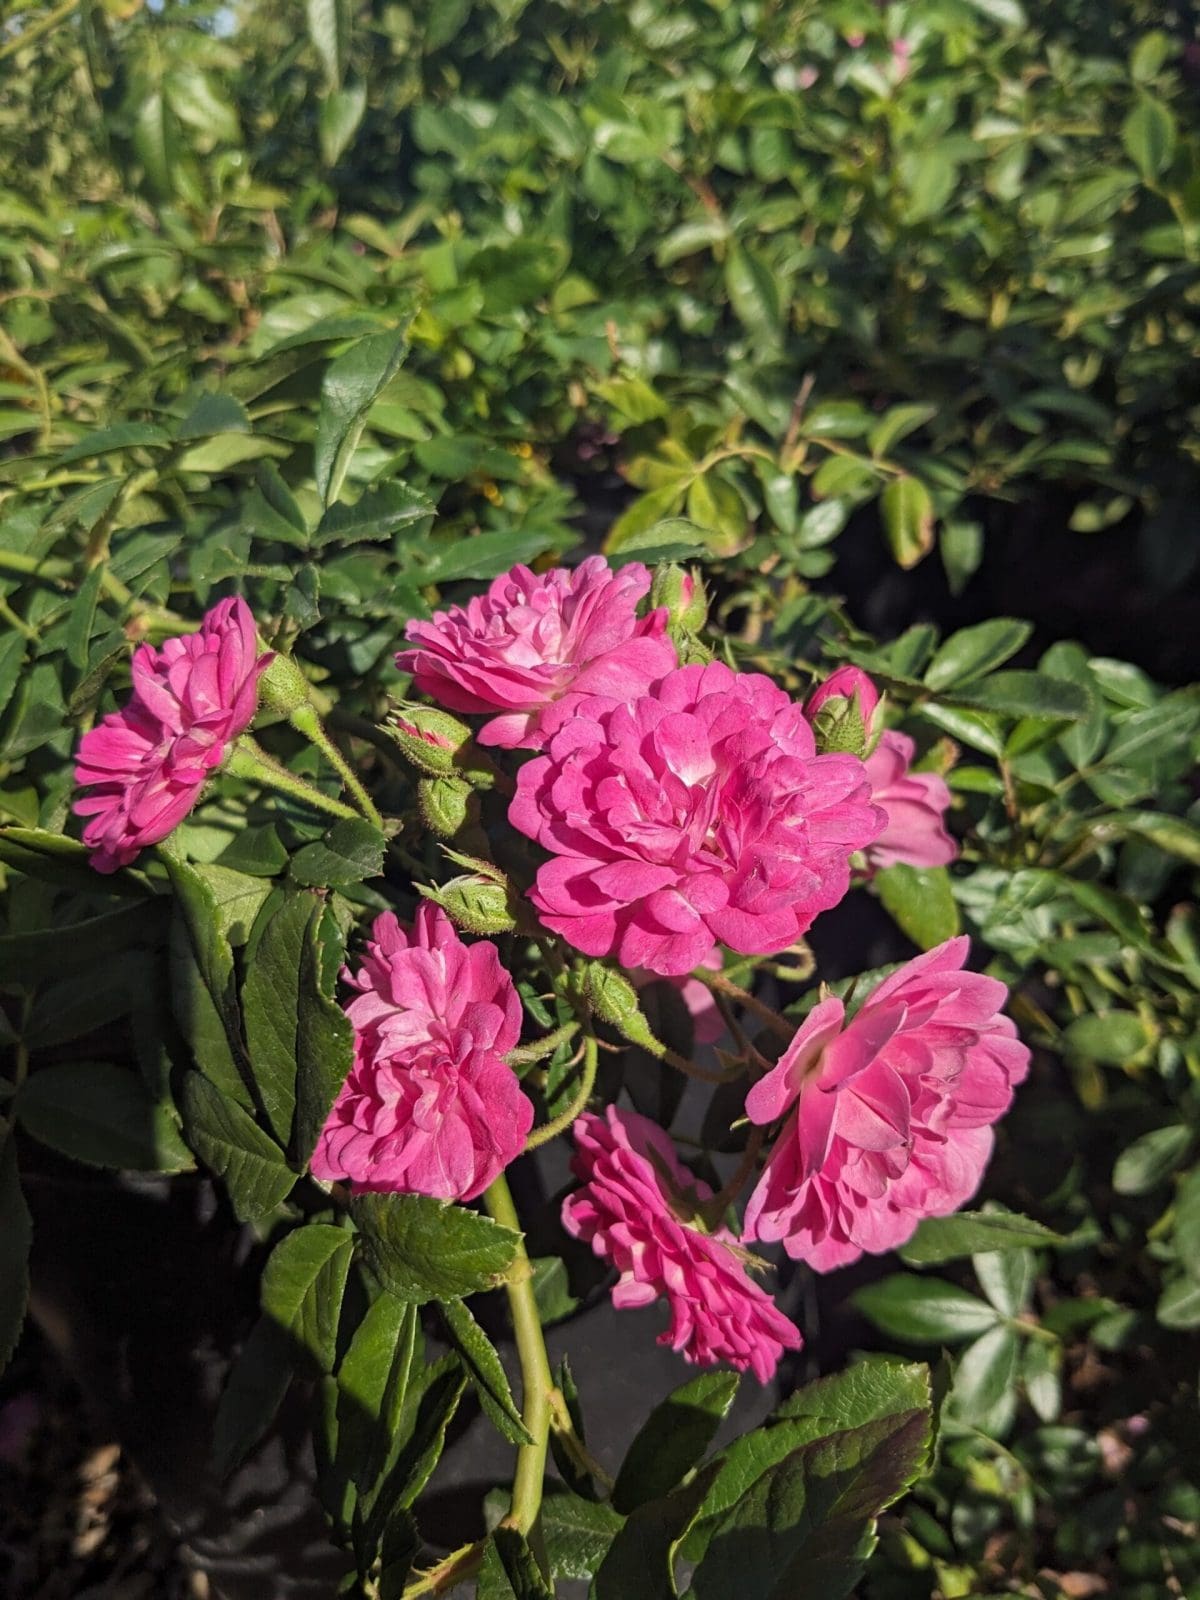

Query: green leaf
[1098,812,1200,866]
[293,907,354,1168]
[241,891,313,1145]
[318,81,367,167]
[724,244,782,339]
[1158,1274,1200,1330]
[211,1315,295,1479]
[16,1063,192,1172]
[530,1255,579,1326]
[613,1371,739,1515]
[180,1072,296,1223]
[0,1135,31,1373]
[175,393,250,441]
[880,476,935,569]
[365,1355,467,1532]
[335,1293,419,1494]
[868,404,937,460]
[953,671,1090,721]
[924,620,1033,692]
[290,818,386,887]
[1112,1124,1193,1195]
[1171,1167,1200,1282]
[314,479,433,546]
[1063,1010,1150,1066]
[307,0,349,88]
[178,433,281,473]
[0,900,168,987]
[314,328,410,506]
[56,422,171,465]
[438,1297,533,1446]
[973,1248,1034,1317]
[853,1276,1001,1344]
[874,865,959,950]
[65,561,106,672]
[491,1527,555,1599]
[352,1191,521,1304]
[689,1401,931,1600]
[593,1466,723,1600]
[261,1222,353,1374]
[950,1324,1020,1427]
[1122,96,1177,181]
[900,1210,1066,1265]
[542,1492,625,1582]
[164,852,246,1093]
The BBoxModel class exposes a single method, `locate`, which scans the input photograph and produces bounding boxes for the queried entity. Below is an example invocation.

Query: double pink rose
[73,597,269,872]
[312,905,532,1202]
[396,555,676,750]
[563,1106,802,1383]
[510,661,884,976]
[743,937,1030,1270]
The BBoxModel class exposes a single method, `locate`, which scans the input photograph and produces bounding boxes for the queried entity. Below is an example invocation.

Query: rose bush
[3,5,1200,1599]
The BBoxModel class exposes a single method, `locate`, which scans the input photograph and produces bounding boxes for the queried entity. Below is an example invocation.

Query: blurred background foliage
[2,2,1200,1598]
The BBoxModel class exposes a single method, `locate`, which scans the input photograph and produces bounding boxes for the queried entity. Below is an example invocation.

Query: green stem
[290,702,383,827]
[0,546,131,606]
[694,968,795,1042]
[228,738,361,822]
[483,1172,554,1555]
[524,1029,598,1150]
[0,0,81,62]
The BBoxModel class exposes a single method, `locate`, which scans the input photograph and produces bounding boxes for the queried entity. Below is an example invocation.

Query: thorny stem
[482,1172,554,1565]
[229,738,361,822]
[524,1029,598,1150]
[398,1540,485,1598]
[704,1128,765,1223]
[289,702,384,827]
[694,968,795,1043]
[662,1043,742,1085]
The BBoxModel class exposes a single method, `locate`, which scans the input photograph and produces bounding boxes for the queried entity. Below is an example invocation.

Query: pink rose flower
[509,661,884,976]
[562,1106,802,1382]
[864,731,956,871]
[395,555,676,750]
[73,597,269,873]
[743,937,1030,1271]
[312,905,531,1202]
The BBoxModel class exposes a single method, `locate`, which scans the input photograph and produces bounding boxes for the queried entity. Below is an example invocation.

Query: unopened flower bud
[650,563,709,637]
[419,874,517,935]
[386,703,498,786]
[418,774,475,837]
[804,665,883,759]
[254,650,307,721]
[582,961,664,1055]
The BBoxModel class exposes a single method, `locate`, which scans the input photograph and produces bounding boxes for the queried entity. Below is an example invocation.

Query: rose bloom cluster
[72,560,1029,1384]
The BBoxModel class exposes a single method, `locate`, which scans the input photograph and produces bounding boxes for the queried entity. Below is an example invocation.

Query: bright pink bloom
[562,1106,801,1382]
[509,662,883,976]
[743,937,1030,1271]
[395,556,676,750]
[74,597,269,872]
[311,905,530,1202]
[864,731,956,871]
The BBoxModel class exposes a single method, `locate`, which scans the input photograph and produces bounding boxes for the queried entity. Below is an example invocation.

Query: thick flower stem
[483,1172,554,1564]
[229,739,361,822]
[289,702,384,827]
[694,967,795,1042]
[524,1030,598,1150]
